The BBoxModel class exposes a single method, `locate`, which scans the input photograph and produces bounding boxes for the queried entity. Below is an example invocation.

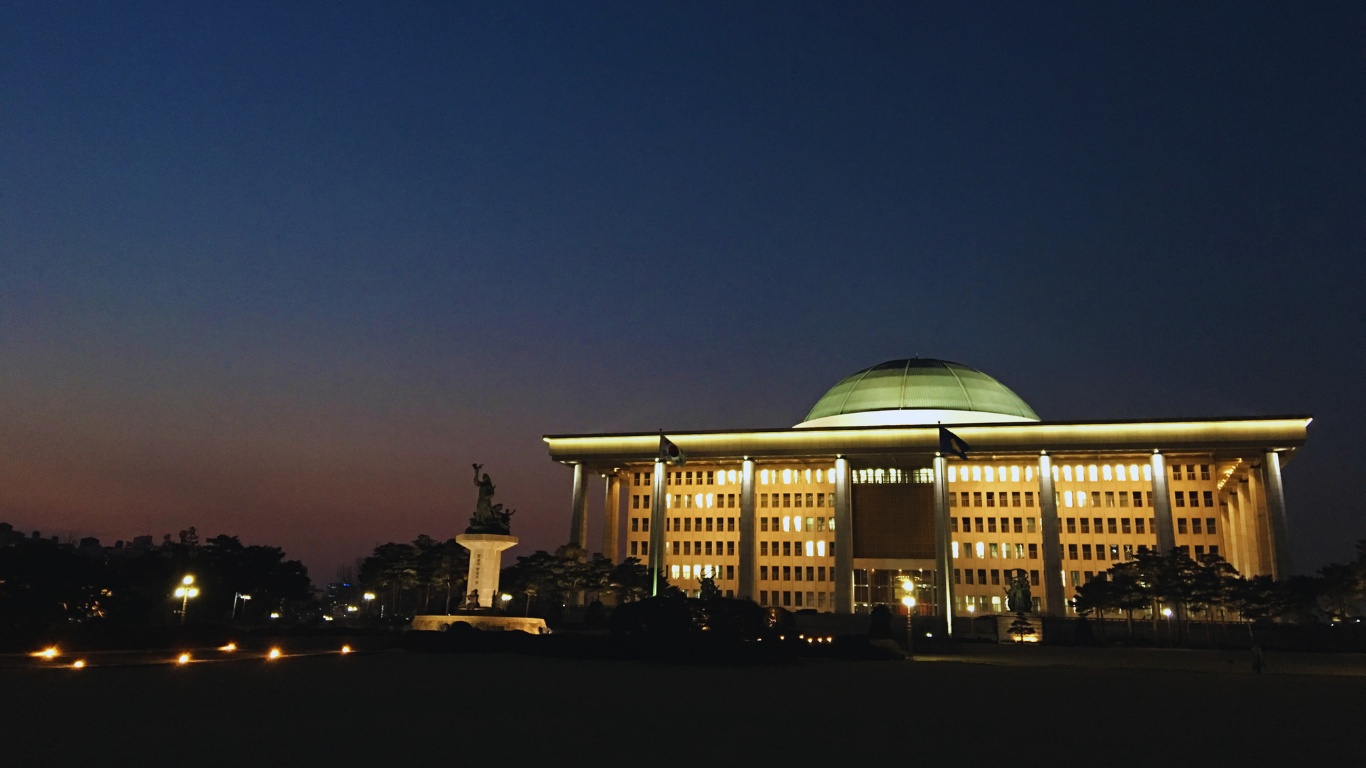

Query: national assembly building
[543,359,1310,624]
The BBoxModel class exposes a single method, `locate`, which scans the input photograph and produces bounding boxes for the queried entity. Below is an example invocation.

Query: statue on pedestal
[468,464,514,535]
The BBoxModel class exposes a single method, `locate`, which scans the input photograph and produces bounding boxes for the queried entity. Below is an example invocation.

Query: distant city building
[545,359,1310,619]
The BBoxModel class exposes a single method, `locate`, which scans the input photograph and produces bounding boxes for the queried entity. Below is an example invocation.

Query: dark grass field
[3,646,1364,766]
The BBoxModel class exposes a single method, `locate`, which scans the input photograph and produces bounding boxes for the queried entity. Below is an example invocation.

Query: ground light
[267,647,282,660]
[72,660,86,669]
[218,642,237,652]
[31,646,59,660]
[176,653,191,665]
[340,645,352,654]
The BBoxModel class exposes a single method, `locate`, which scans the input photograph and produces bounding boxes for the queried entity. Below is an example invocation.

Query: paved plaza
[3,644,1364,765]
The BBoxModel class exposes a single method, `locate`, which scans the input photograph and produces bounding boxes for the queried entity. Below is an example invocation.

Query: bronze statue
[467,464,514,534]
[1004,570,1033,613]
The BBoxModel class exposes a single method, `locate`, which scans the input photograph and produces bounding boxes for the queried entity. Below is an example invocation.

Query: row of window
[667,540,734,557]
[956,568,1040,587]
[760,540,831,558]
[633,462,1214,489]
[759,590,831,609]
[954,541,1038,560]
[952,516,1038,533]
[761,492,833,509]
[950,491,1038,508]
[760,565,831,582]
[762,516,835,533]
[1174,491,1215,508]
[1171,464,1213,481]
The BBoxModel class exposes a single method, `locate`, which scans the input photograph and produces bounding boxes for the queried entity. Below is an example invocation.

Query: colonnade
[561,448,1292,618]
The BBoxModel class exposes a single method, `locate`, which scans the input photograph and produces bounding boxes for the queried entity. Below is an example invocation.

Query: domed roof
[795,359,1039,428]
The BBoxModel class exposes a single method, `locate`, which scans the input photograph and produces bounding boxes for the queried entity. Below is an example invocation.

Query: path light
[31,646,59,660]
[218,643,237,652]
[72,660,86,669]
[340,645,352,654]
[267,647,282,660]
[177,653,191,665]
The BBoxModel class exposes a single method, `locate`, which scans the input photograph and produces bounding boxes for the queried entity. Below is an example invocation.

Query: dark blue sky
[3,2,1363,580]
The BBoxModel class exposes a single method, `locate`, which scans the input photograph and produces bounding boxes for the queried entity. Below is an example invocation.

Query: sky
[2,2,1364,582]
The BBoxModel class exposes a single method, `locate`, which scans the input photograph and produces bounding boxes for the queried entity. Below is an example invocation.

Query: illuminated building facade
[544,359,1309,620]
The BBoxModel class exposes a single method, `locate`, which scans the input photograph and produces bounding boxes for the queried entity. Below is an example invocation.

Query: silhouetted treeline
[0,523,311,632]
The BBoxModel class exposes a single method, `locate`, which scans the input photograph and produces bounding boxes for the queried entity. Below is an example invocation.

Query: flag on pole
[939,427,969,460]
[659,434,686,466]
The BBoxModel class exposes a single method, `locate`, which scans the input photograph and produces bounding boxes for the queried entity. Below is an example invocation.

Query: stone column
[568,463,588,550]
[602,473,622,562]
[1150,452,1176,555]
[737,458,757,601]
[1263,450,1293,579]
[932,454,955,635]
[456,533,518,608]
[833,457,853,614]
[648,460,667,595]
[1248,469,1273,576]
[1038,453,1065,617]
[1219,494,1240,574]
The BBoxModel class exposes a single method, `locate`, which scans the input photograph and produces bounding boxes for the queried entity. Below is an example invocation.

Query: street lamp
[363,592,376,619]
[901,578,917,657]
[232,592,252,621]
[500,593,512,613]
[174,575,199,625]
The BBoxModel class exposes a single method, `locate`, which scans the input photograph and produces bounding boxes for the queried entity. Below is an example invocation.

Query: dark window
[1028,543,1038,559]
[1203,491,1214,508]
[1177,518,1187,534]
[1207,518,1217,535]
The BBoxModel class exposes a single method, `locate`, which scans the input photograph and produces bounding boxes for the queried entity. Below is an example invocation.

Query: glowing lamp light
[500,594,513,603]
[267,647,282,660]
[219,643,237,652]
[32,647,59,660]
[1162,608,1173,618]
[72,660,86,669]
[177,653,191,665]
[901,596,916,609]
[340,645,352,654]
[269,612,280,619]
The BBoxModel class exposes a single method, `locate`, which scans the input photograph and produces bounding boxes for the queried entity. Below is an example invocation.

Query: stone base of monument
[994,613,1043,643]
[410,615,549,634]
[455,532,517,609]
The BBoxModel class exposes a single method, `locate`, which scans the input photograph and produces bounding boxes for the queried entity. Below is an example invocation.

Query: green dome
[796,359,1039,428]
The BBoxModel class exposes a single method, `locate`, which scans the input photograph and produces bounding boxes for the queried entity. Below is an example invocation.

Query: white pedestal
[456,533,518,608]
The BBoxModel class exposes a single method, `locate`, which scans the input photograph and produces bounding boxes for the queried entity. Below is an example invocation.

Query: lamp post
[500,593,512,613]
[174,576,199,625]
[901,578,917,657]
[363,592,376,620]
[232,592,251,621]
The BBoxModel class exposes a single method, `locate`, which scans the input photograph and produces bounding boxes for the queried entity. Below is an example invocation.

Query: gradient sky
[3,2,1363,582]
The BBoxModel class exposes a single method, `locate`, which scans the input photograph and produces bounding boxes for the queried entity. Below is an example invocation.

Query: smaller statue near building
[467,464,515,535]
[1005,570,1033,613]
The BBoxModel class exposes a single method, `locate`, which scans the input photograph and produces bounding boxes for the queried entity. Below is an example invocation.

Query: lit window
[975,542,985,558]
[805,468,812,483]
[729,469,738,483]
[783,516,791,532]
[985,466,995,482]
[949,466,958,482]
[1075,466,1084,482]
[1063,466,1073,482]
[705,493,713,508]
[1089,465,1099,482]
[805,541,814,557]
[760,469,769,485]
[682,565,691,579]
[952,541,960,558]
[1102,465,1113,481]
[1026,466,1034,482]
[1011,466,1021,482]
[1128,464,1139,482]
[972,466,982,482]
[1143,464,1152,481]
[1116,464,1127,481]
[1051,465,1058,481]
[666,495,672,509]
[782,468,792,484]
[671,565,680,579]
[817,541,826,557]
[1064,491,1074,507]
